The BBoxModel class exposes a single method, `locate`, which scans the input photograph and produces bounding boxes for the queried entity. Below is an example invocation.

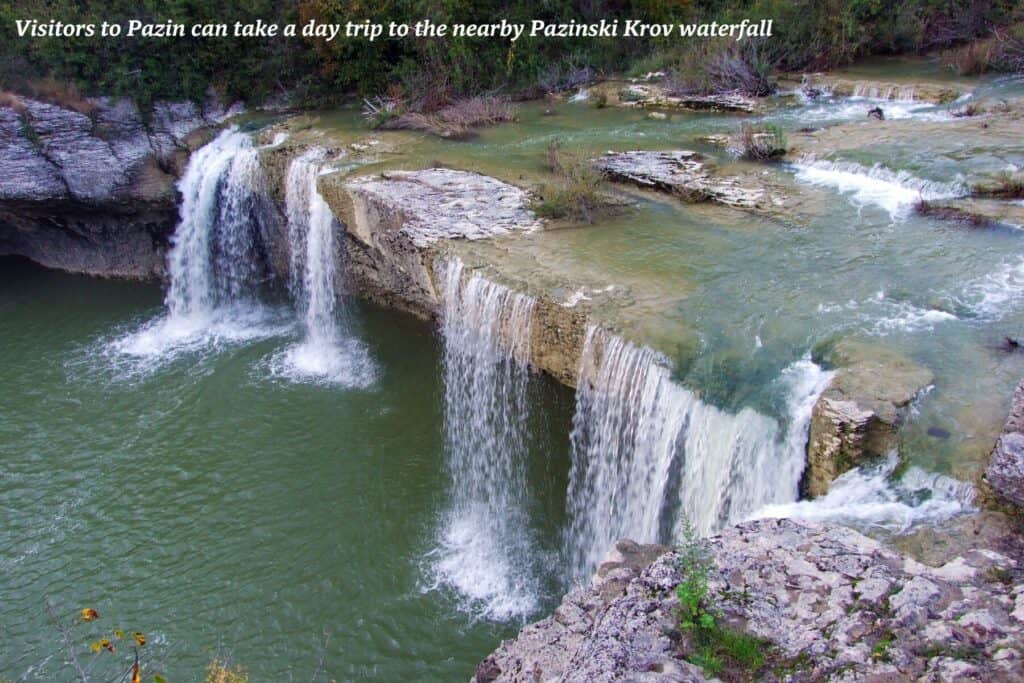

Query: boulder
[475,519,1024,682]
[986,380,1024,509]
[806,339,933,497]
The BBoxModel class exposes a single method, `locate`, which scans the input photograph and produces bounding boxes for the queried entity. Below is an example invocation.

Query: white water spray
[565,327,832,578]
[792,159,966,219]
[274,148,374,387]
[430,257,540,620]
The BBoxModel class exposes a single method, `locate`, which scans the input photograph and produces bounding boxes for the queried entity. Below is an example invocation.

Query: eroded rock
[0,93,239,278]
[594,150,771,210]
[475,519,1024,682]
[986,380,1024,509]
[617,83,761,113]
[806,339,934,497]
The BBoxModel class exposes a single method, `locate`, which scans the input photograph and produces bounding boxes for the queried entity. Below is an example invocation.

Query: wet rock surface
[792,74,963,104]
[616,83,761,113]
[594,150,774,210]
[0,94,238,278]
[806,340,934,497]
[475,519,1024,682]
[987,380,1024,509]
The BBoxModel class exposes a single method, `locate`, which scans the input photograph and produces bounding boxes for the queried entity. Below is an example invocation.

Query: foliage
[737,122,787,161]
[372,95,518,138]
[530,139,611,223]
[674,521,768,679]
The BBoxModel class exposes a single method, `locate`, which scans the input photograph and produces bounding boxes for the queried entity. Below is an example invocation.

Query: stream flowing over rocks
[475,519,1024,683]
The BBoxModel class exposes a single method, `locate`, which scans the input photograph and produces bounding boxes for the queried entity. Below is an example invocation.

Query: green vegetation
[674,522,768,679]
[530,139,612,222]
[871,630,896,662]
[738,122,787,161]
[972,170,1024,199]
[2,1,1022,113]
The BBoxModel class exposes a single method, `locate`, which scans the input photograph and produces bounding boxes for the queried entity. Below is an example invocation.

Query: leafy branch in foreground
[674,521,768,679]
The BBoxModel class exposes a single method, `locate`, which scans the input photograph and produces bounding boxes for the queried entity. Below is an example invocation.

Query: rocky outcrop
[475,519,1024,682]
[986,380,1024,510]
[806,340,933,497]
[320,167,588,384]
[791,74,963,104]
[0,94,240,278]
[594,151,775,210]
[617,84,761,113]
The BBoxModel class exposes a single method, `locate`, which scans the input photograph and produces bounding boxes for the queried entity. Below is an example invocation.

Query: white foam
[958,257,1024,320]
[751,454,975,532]
[792,159,966,218]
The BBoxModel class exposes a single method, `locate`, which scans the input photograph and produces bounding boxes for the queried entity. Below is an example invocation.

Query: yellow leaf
[133,632,146,647]
[89,640,103,653]
[80,608,99,622]
[113,629,125,639]
[98,638,115,653]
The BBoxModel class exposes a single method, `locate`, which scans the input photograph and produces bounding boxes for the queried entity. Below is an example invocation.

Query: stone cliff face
[475,519,1024,682]
[986,380,1024,510]
[0,95,241,278]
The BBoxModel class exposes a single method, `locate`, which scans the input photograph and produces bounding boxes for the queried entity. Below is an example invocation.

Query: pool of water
[0,259,574,681]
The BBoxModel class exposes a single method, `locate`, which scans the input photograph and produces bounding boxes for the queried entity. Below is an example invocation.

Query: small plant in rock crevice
[673,520,768,680]
[737,122,788,161]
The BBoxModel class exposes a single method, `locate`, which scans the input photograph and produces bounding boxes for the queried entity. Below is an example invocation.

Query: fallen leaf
[133,632,146,647]
[80,608,99,622]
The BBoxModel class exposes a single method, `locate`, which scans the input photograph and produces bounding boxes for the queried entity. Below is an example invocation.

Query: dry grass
[0,91,27,115]
[22,77,96,115]
[914,199,992,227]
[530,139,613,223]
[972,170,1024,199]
[738,123,787,161]
[206,659,249,683]
[371,96,517,139]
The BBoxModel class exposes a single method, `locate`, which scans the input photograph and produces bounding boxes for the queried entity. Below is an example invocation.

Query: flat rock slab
[344,168,542,248]
[594,150,769,210]
[474,519,1024,682]
[618,83,761,113]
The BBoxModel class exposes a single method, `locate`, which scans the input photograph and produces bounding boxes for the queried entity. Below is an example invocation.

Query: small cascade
[167,127,262,320]
[430,257,541,620]
[274,148,374,386]
[792,159,966,218]
[851,83,916,101]
[751,453,975,532]
[565,326,832,579]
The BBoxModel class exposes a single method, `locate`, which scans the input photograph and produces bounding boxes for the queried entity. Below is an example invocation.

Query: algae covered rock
[806,339,933,497]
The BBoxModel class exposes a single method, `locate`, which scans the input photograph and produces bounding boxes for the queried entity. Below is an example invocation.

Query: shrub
[370,96,517,139]
[738,123,787,161]
[972,170,1024,198]
[530,139,611,223]
[674,521,768,679]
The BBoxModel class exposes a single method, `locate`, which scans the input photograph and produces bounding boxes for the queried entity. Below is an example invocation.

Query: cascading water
[110,127,290,364]
[167,128,261,321]
[273,148,374,386]
[565,325,833,579]
[429,257,541,620]
[792,159,966,219]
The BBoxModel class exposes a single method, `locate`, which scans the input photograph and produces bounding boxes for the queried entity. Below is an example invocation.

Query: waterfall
[565,326,832,579]
[430,257,540,620]
[274,148,374,387]
[108,127,292,365]
[166,128,261,321]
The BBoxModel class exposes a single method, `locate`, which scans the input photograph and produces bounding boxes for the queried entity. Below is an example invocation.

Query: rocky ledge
[474,518,1024,682]
[594,150,777,211]
[320,167,588,385]
[0,94,239,278]
[805,340,933,497]
[986,380,1024,510]
[616,83,761,114]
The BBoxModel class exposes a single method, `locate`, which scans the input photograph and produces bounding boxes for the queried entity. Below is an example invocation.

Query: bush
[530,139,611,222]
[972,170,1024,198]
[674,521,768,679]
[370,95,518,139]
[738,123,787,161]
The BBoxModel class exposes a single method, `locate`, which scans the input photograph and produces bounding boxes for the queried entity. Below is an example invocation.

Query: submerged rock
[0,93,239,278]
[594,150,771,210]
[475,519,1024,682]
[806,339,933,497]
[986,380,1024,509]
